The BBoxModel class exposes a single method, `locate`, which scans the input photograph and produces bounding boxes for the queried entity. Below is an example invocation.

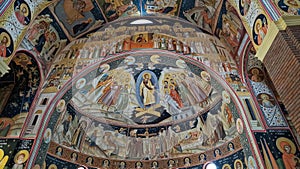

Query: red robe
[170,88,183,108]
[0,45,6,57]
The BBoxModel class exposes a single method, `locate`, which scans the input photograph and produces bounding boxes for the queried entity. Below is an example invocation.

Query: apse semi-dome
[31,17,251,169]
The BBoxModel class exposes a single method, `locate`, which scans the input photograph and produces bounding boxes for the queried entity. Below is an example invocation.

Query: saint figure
[140,73,155,107]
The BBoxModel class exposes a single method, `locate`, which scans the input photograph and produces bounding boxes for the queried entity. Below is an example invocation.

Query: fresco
[141,0,182,16]
[254,130,300,169]
[238,0,251,16]
[0,51,40,137]
[0,28,14,59]
[275,0,300,15]
[23,8,68,69]
[51,0,106,39]
[215,0,245,54]
[245,43,287,127]
[29,48,255,168]
[13,0,31,26]
[23,17,249,142]
[96,0,140,21]
[252,14,268,46]
[0,0,299,168]
[0,139,34,169]
[180,0,223,33]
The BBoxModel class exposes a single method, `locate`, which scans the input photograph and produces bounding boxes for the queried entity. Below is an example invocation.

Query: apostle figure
[71,121,87,149]
[0,35,9,58]
[169,84,183,108]
[276,137,297,169]
[15,3,30,25]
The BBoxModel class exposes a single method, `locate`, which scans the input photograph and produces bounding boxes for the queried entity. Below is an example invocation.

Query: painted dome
[40,17,244,169]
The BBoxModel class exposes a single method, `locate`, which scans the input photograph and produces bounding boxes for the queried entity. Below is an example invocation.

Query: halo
[276,137,296,154]
[20,3,29,17]
[103,159,110,166]
[200,71,211,82]
[136,161,142,166]
[0,149,4,160]
[222,164,232,169]
[0,32,11,47]
[260,93,270,100]
[234,159,243,169]
[222,90,231,104]
[169,83,175,88]
[248,156,257,168]
[284,0,300,8]
[240,0,244,7]
[164,73,171,78]
[56,99,66,112]
[143,72,151,79]
[16,53,29,61]
[251,68,260,74]
[152,161,158,166]
[32,164,41,169]
[14,150,29,164]
[254,19,262,35]
[184,157,191,163]
[43,128,52,143]
[48,164,58,169]
[236,118,244,134]
[76,78,86,89]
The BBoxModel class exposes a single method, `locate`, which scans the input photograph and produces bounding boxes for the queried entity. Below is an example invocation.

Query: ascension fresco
[0,0,299,166]
[32,50,251,168]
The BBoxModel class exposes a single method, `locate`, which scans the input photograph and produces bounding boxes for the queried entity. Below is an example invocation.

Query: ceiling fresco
[0,0,299,68]
[0,0,299,168]
[23,17,258,168]
[0,50,40,137]
[46,52,242,167]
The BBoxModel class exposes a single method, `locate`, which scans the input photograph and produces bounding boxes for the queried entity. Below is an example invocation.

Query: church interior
[0,0,300,168]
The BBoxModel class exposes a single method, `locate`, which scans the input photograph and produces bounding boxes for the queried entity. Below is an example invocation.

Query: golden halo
[143,72,151,79]
[42,161,46,169]
[32,164,41,169]
[15,53,29,63]
[169,84,175,88]
[254,19,262,35]
[284,0,300,8]
[14,150,29,164]
[0,32,11,47]
[260,93,269,100]
[48,164,58,169]
[234,159,244,169]
[200,71,210,82]
[222,90,231,103]
[20,3,29,17]
[276,137,296,154]
[236,118,244,134]
[251,68,260,74]
[222,164,232,169]
[240,0,244,7]
[0,149,4,161]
